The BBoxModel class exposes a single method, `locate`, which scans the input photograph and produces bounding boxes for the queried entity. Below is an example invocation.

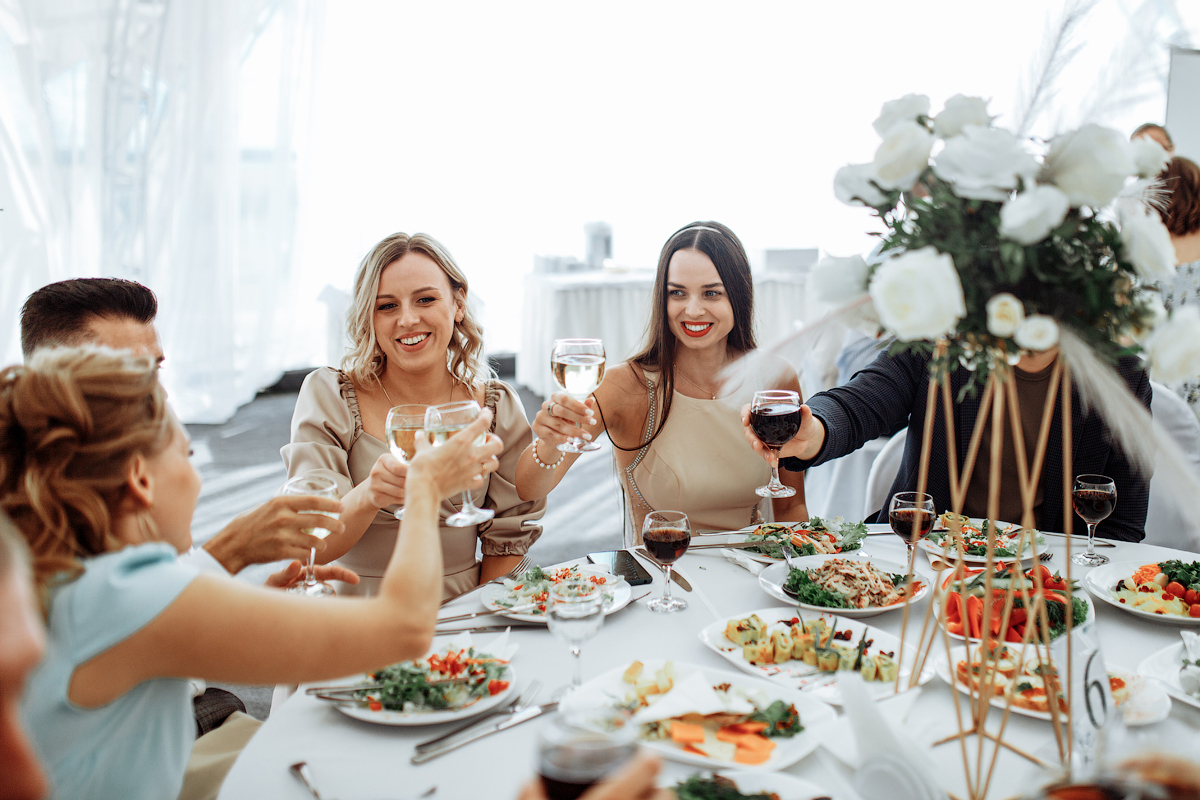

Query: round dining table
[218,528,1200,800]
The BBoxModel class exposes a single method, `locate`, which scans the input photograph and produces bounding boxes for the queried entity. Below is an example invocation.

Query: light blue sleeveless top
[21,542,200,800]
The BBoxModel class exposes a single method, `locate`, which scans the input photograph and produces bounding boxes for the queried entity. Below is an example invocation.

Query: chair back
[863,428,908,520]
[1146,381,1200,551]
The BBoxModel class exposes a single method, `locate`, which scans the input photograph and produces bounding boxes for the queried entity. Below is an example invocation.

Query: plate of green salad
[481,563,632,622]
[669,771,833,799]
[757,555,930,618]
[919,517,1045,563]
[714,517,869,565]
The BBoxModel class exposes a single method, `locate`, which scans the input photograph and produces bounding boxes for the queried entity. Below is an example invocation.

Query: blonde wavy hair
[342,232,491,389]
[0,346,171,592]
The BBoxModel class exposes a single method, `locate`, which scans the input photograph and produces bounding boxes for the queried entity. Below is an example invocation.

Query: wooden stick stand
[894,354,1076,800]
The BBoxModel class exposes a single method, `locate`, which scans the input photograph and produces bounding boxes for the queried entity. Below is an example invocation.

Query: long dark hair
[610,221,756,451]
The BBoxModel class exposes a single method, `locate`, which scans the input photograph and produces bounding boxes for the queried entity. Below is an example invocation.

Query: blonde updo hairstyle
[343,232,491,389]
[0,346,171,592]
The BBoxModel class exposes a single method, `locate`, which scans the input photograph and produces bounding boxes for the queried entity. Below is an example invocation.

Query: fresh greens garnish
[1158,560,1200,592]
[365,647,507,712]
[748,700,803,738]
[1015,681,1034,693]
[744,517,866,559]
[673,776,776,800]
[783,569,851,608]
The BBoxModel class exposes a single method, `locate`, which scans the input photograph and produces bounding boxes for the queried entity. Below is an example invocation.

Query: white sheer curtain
[0,0,322,423]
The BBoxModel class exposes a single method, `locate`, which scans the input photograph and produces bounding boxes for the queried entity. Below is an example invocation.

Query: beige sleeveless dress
[620,369,772,539]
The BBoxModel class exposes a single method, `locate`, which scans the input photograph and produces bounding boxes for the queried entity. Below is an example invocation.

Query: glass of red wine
[750,390,801,499]
[1071,474,1116,567]
[889,491,935,560]
[537,709,636,800]
[642,510,690,613]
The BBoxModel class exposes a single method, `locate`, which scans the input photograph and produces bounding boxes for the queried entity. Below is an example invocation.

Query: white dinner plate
[560,659,836,772]
[1083,561,1200,626]
[1138,641,1200,711]
[919,519,1046,564]
[327,666,517,726]
[757,555,931,618]
[933,572,1095,644]
[662,771,835,800]
[479,567,633,623]
[934,648,1164,725]
[704,524,864,565]
[697,606,935,704]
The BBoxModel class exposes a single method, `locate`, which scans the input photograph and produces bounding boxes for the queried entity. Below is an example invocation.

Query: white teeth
[400,334,429,346]
[683,323,711,332]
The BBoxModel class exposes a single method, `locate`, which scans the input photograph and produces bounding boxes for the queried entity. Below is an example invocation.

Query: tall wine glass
[889,491,935,563]
[547,580,605,701]
[642,510,690,613]
[750,390,801,498]
[537,709,636,800]
[281,475,341,597]
[424,400,495,527]
[384,404,427,520]
[1072,474,1116,567]
[551,339,606,453]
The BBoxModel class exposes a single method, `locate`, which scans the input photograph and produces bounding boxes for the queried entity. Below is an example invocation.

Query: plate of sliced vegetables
[919,517,1046,563]
[1083,560,1200,625]
[757,555,930,618]
[480,563,632,622]
[712,517,868,565]
[938,562,1091,643]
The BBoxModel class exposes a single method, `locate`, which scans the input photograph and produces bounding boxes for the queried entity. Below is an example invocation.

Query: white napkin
[723,550,766,576]
[631,671,758,724]
[818,688,922,768]
[1179,631,1200,697]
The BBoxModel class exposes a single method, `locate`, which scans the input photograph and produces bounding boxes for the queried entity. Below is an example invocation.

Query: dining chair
[862,428,908,521]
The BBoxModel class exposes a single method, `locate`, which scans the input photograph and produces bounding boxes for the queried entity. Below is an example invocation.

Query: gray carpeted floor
[185,369,623,719]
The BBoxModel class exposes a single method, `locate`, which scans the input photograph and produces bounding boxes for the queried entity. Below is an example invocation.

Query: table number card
[1052,620,1125,778]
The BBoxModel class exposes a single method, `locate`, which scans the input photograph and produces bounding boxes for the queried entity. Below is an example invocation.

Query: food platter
[697,606,935,704]
[757,555,931,618]
[1138,642,1200,711]
[936,565,1094,644]
[558,659,836,771]
[479,566,633,623]
[324,666,518,727]
[700,521,867,565]
[918,518,1046,564]
[1083,561,1200,626]
[663,771,834,800]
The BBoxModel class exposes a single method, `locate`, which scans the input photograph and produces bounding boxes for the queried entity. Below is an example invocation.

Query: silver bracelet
[531,440,565,470]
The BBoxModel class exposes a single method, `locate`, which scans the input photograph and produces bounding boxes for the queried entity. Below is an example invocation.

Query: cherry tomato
[1167,581,1186,598]
[1191,604,1200,619]
[487,679,510,695]
[368,700,383,712]
[1187,589,1200,606]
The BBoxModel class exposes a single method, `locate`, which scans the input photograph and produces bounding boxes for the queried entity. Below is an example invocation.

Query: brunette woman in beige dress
[516,222,808,540]
[283,233,548,599]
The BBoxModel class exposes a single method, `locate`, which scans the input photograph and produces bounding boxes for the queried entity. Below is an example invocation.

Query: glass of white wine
[551,338,605,454]
[384,404,427,520]
[424,400,495,527]
[281,475,341,597]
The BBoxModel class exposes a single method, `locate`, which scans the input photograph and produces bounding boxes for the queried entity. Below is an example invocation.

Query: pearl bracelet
[532,441,566,470]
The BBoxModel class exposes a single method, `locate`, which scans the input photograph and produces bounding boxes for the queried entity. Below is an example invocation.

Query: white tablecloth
[518,271,807,398]
[218,532,1200,800]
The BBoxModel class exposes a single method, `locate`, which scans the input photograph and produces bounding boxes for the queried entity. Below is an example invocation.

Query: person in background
[1132,122,1174,155]
[20,279,343,577]
[284,233,545,599]
[523,221,807,539]
[3,346,500,800]
[1155,155,1200,417]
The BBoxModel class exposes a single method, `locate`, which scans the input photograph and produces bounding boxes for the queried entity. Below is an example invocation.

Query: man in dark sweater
[744,347,1150,542]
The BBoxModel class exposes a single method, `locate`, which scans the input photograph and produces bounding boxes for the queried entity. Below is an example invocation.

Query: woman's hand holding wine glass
[741,401,824,464]
[532,392,597,450]
[550,339,606,454]
[424,401,498,527]
[749,390,801,498]
[383,404,428,519]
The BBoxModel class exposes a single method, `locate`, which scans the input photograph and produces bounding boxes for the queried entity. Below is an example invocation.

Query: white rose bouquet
[818,94,1172,387]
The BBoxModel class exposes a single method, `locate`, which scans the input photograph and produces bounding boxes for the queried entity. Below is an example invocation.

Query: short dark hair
[20,278,158,358]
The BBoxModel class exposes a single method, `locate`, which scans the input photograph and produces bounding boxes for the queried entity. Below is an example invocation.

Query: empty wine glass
[1072,474,1116,567]
[750,390,801,498]
[424,400,495,527]
[642,510,690,613]
[281,475,341,597]
[536,709,636,800]
[551,339,606,453]
[889,491,936,561]
[546,580,605,701]
[384,404,427,520]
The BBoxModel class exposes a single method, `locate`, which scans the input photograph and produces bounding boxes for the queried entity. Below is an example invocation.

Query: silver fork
[413,679,542,752]
[446,556,532,605]
[1039,552,1054,562]
[781,542,803,570]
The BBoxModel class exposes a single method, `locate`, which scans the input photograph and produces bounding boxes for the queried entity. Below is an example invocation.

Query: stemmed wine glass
[384,404,427,520]
[1071,474,1116,566]
[546,580,605,701]
[281,475,341,597]
[551,339,606,454]
[889,491,935,563]
[750,390,801,498]
[642,510,690,613]
[425,400,495,527]
[536,709,636,800]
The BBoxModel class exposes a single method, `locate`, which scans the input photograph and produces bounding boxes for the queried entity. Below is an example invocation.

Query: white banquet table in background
[218,530,1200,800]
[518,270,807,398]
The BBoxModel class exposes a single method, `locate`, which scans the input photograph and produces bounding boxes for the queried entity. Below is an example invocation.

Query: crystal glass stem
[571,646,583,690]
[305,546,317,589]
[1086,522,1097,558]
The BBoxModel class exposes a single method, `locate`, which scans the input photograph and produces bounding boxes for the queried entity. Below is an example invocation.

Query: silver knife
[433,623,543,636]
[630,548,693,592]
[688,541,773,551]
[410,701,558,764]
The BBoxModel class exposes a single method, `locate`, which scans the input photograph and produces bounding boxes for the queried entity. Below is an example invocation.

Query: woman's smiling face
[373,251,464,374]
[665,248,735,351]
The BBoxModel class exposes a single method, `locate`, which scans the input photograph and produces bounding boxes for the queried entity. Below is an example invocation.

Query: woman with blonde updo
[1,346,500,800]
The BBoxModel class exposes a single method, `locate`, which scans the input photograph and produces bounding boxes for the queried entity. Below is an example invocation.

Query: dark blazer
[780,350,1151,542]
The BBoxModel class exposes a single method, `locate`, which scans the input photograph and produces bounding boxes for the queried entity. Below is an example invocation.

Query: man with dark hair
[20,278,342,576]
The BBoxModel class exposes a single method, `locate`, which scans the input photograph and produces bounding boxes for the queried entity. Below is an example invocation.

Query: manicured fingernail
[583,433,593,441]
[588,417,597,425]
[586,408,595,417]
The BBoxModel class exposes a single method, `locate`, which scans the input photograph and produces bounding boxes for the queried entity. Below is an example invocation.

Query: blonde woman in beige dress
[283,233,549,599]
[517,222,808,540]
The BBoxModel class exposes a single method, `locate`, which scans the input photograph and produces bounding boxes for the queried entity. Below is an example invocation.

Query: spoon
[290,761,437,798]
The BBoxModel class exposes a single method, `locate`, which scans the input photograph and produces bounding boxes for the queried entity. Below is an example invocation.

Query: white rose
[810,254,871,305]
[872,94,931,137]
[873,121,934,192]
[834,163,889,208]
[1013,314,1059,351]
[1120,209,1177,281]
[1131,291,1167,343]
[932,125,1039,202]
[1130,136,1170,178]
[986,293,1025,338]
[1043,124,1136,207]
[934,94,992,138]
[867,247,966,341]
[1145,306,1200,383]
[999,185,1070,245]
